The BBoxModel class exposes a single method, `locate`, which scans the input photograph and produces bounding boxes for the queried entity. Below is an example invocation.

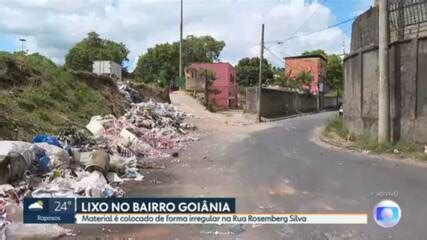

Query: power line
[265,16,357,45]
[287,0,327,39]
[264,46,285,65]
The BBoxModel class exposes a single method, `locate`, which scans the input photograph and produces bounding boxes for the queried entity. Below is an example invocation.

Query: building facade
[92,61,122,81]
[284,55,327,95]
[185,63,238,109]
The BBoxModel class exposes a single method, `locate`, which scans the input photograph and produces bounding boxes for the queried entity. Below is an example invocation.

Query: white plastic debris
[106,172,124,184]
[73,171,107,197]
[86,115,107,135]
[3,223,73,239]
[0,141,33,158]
[86,99,196,160]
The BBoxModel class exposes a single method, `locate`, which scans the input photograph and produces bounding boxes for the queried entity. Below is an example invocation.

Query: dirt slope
[0,52,129,140]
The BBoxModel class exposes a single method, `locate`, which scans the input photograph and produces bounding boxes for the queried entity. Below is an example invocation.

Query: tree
[302,49,328,59]
[235,57,273,87]
[272,66,289,87]
[326,54,343,96]
[133,35,225,87]
[196,68,220,111]
[133,42,178,88]
[65,32,129,72]
[295,71,313,91]
[302,49,343,96]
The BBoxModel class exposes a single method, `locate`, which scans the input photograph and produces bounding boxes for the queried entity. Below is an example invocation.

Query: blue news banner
[23,198,235,224]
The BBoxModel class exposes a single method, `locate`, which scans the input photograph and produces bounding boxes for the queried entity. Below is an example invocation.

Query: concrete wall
[259,88,320,118]
[344,6,427,144]
[244,87,337,118]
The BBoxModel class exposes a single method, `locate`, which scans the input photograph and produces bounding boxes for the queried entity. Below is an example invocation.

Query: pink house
[185,63,238,109]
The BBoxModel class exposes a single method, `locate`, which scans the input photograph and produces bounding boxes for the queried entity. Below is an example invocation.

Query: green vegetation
[323,116,427,161]
[235,57,273,87]
[65,32,129,71]
[0,51,127,140]
[302,49,343,96]
[133,35,225,88]
[193,68,220,111]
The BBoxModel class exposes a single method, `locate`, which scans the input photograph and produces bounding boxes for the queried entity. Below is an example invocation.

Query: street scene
[0,0,427,239]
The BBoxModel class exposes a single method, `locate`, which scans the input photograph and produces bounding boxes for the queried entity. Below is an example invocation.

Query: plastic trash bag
[0,141,33,159]
[33,143,69,167]
[31,134,62,148]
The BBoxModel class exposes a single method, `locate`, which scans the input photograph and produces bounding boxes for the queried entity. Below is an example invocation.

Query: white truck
[92,60,122,81]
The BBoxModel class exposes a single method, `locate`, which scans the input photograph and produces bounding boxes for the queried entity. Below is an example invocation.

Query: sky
[0,0,373,70]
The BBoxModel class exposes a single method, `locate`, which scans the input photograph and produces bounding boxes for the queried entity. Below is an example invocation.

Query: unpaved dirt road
[70,92,427,239]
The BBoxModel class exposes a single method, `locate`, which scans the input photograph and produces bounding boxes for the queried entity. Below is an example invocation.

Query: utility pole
[179,0,184,87]
[257,24,264,122]
[317,76,321,111]
[378,0,390,143]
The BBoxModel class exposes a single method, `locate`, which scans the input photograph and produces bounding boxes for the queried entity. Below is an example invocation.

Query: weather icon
[28,200,44,211]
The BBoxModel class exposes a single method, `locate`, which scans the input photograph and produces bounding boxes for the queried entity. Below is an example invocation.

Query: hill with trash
[0,52,168,140]
[0,52,197,238]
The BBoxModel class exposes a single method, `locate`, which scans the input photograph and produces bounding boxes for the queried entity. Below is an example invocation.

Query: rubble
[0,98,196,236]
[117,81,143,103]
[85,150,110,175]
[86,99,196,159]
[3,223,73,239]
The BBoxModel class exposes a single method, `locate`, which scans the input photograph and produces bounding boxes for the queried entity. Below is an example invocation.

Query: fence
[389,0,427,41]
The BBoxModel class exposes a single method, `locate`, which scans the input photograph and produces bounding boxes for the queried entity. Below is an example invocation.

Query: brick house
[185,63,238,109]
[284,54,327,95]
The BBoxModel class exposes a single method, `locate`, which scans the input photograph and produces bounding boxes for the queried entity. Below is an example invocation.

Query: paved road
[74,112,427,239]
[226,112,427,239]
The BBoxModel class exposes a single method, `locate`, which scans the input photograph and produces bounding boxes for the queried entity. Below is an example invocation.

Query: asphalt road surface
[224,112,427,239]
[74,112,427,239]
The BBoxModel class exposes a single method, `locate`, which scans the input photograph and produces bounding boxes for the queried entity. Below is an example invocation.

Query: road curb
[261,110,337,122]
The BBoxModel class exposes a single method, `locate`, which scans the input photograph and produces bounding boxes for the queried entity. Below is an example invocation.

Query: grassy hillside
[0,52,129,140]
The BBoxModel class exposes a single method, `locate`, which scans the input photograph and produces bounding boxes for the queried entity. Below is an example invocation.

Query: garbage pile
[0,140,125,199]
[86,99,197,160]
[117,81,143,103]
[0,98,196,236]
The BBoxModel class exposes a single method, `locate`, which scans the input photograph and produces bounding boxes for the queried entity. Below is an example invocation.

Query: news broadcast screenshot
[0,0,425,239]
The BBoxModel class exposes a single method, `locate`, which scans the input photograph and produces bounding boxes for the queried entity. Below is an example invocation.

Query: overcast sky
[0,0,372,69]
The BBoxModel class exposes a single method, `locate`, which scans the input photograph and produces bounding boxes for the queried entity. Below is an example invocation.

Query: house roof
[186,62,234,69]
[284,54,327,62]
